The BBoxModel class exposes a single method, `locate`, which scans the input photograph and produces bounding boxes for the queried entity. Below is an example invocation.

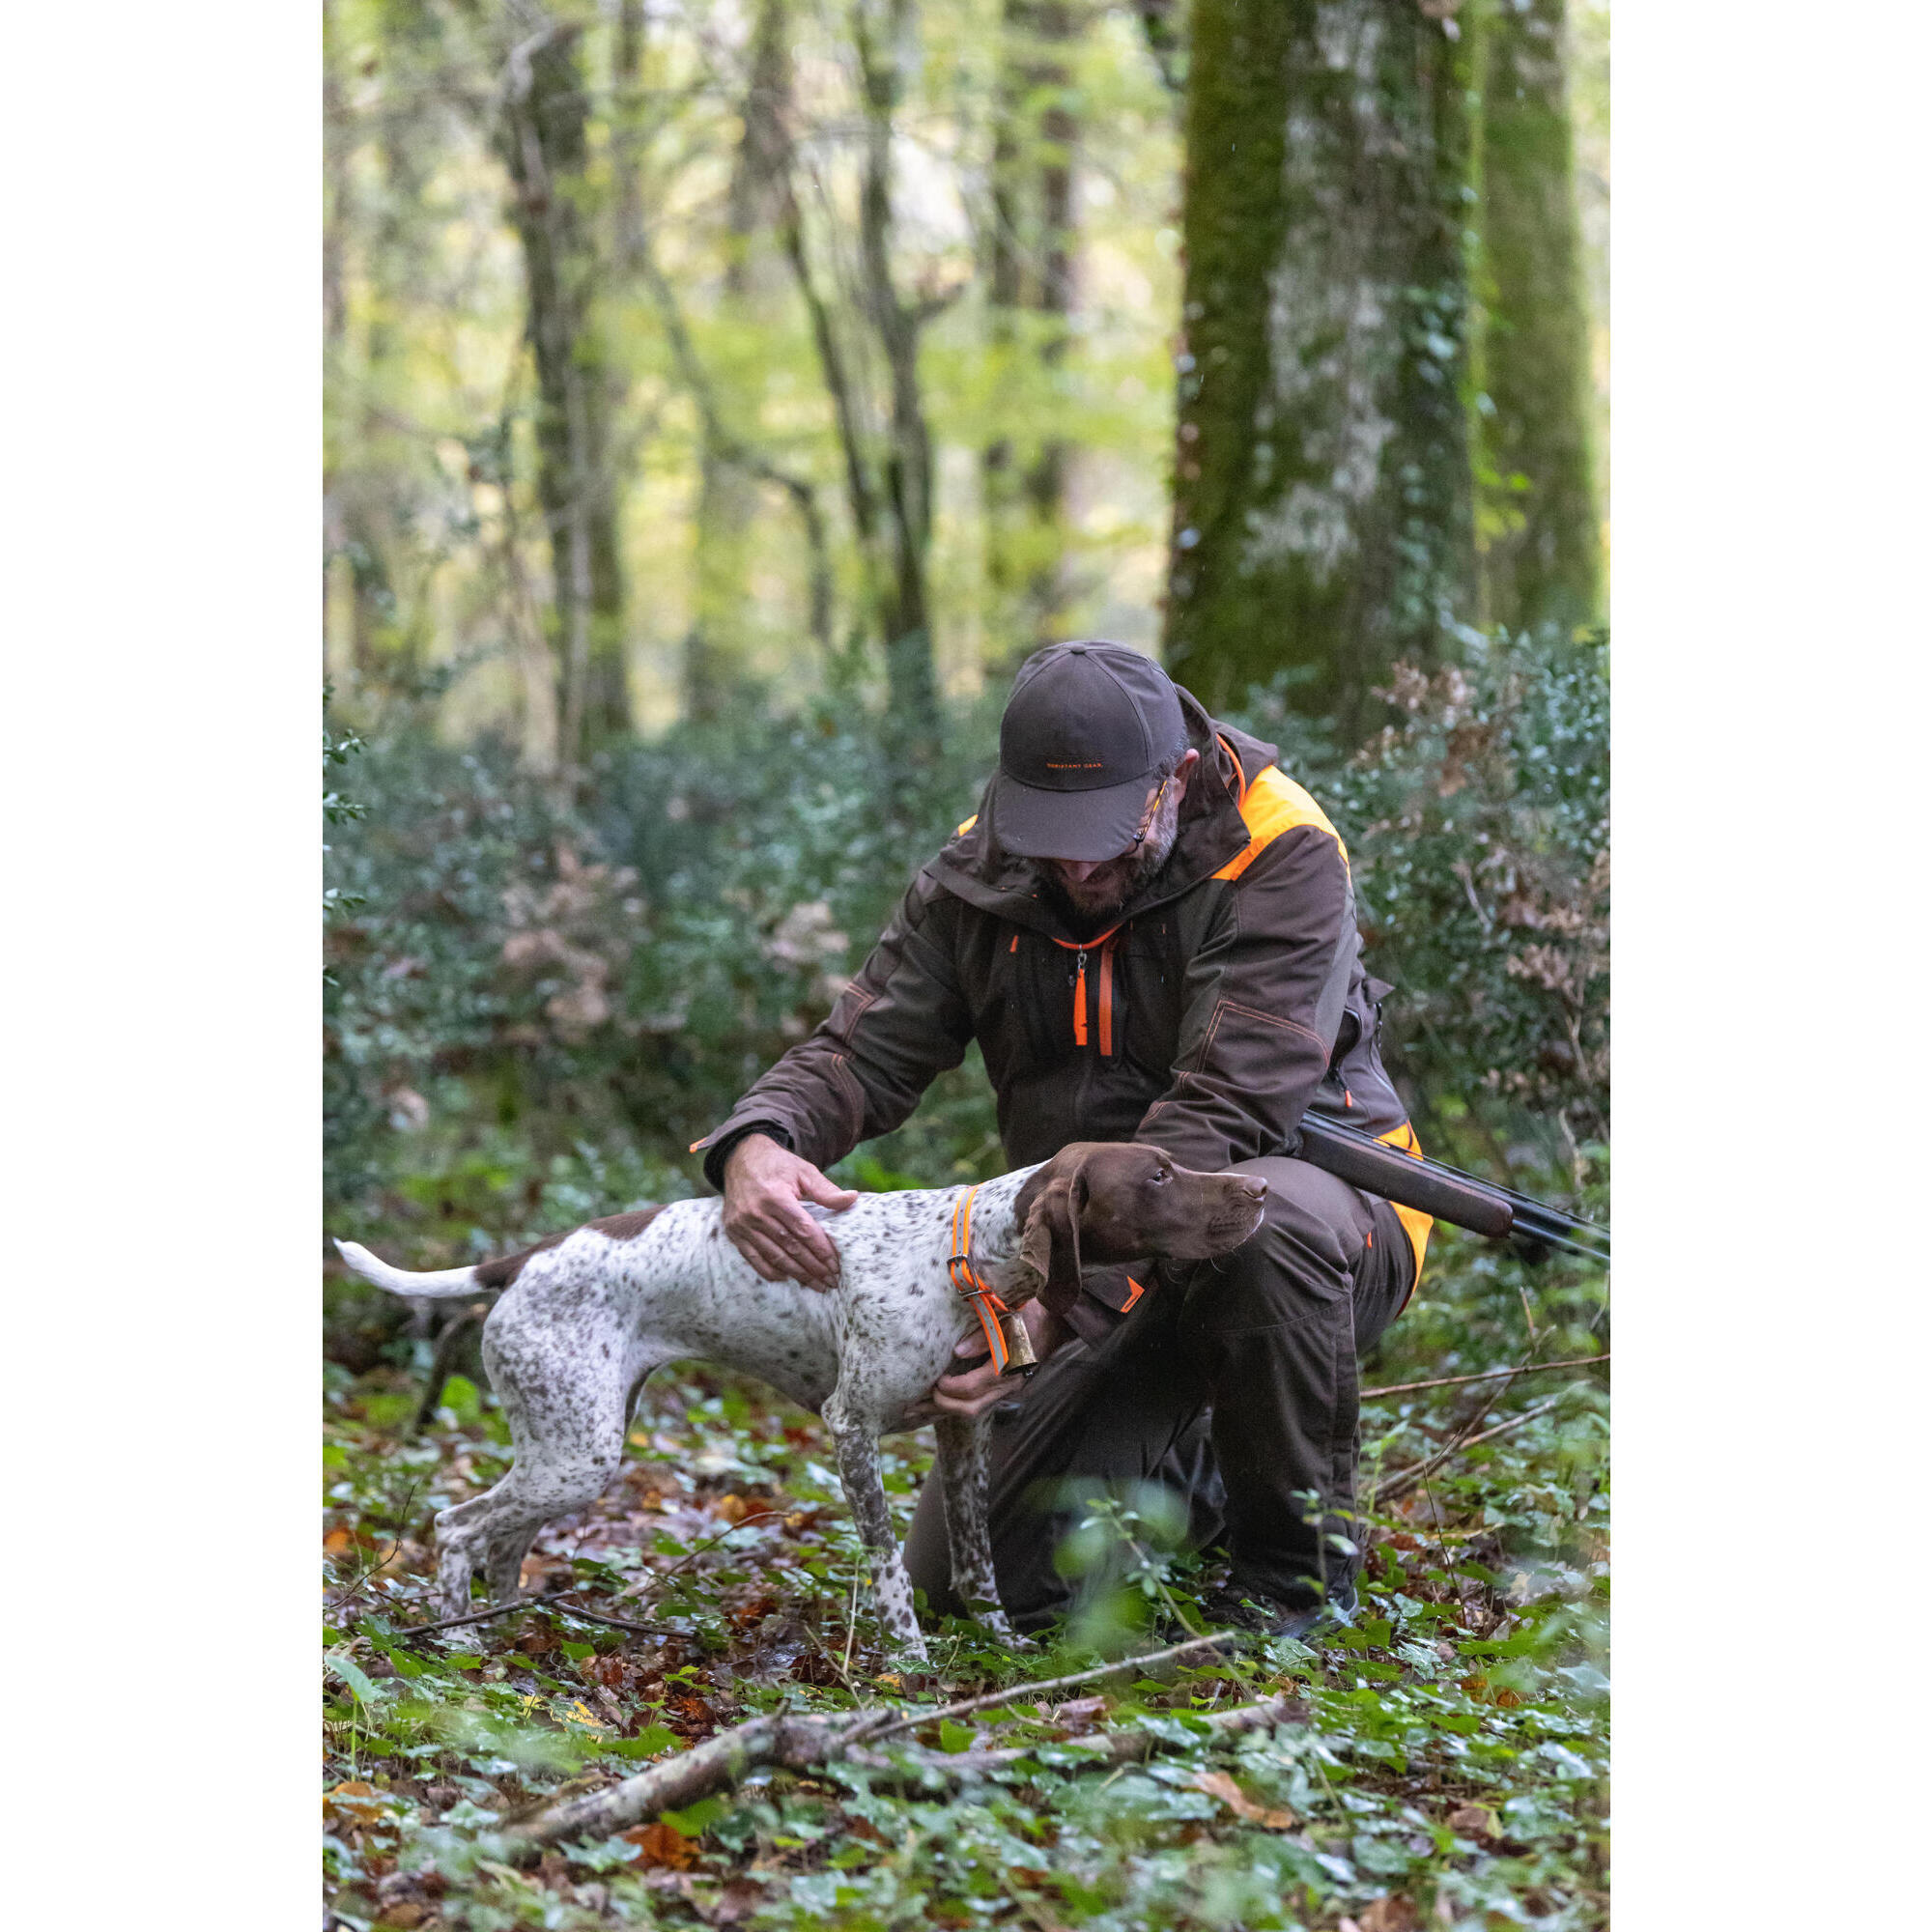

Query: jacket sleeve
[1134,824,1358,1173]
[696,870,974,1189]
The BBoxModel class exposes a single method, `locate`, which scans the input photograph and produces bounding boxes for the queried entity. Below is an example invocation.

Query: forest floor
[322,1230,1608,1932]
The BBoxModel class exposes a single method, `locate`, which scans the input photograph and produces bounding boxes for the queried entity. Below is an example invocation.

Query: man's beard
[1030,812,1183,934]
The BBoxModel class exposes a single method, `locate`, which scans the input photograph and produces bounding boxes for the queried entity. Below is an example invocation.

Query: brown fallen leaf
[324,1779,389,1828]
[1359,1896,1419,1932]
[708,1877,766,1924]
[623,1821,699,1871]
[1447,1802,1502,1839]
[324,1527,355,1553]
[1189,1769,1298,1830]
[1053,1695,1108,1728]
[377,1904,425,1929]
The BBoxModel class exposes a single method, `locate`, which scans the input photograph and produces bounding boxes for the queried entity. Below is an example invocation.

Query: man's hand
[721,1133,859,1291]
[915,1303,1061,1423]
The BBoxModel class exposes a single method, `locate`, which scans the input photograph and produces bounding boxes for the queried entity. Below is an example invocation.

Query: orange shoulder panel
[1211,762,1350,883]
[955,812,979,838]
[1376,1120,1432,1291]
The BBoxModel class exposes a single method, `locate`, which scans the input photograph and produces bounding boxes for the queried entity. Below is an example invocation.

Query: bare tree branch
[506,1689,1299,1850]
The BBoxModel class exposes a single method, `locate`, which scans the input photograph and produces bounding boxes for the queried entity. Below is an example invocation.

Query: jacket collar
[929,695,1280,939]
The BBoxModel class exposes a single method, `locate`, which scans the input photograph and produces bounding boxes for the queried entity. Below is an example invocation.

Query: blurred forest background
[324,0,1608,1336]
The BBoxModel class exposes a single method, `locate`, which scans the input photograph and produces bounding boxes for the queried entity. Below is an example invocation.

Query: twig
[539,1601,684,1636]
[344,1509,785,1644]
[1518,1281,1540,1343]
[1371,1394,1570,1507]
[848,1633,1236,1747]
[324,1475,424,1616]
[857,1694,1297,1785]
[635,1510,789,1594]
[839,1564,862,1684]
[371,1595,682,1642]
[1360,1353,1609,1401]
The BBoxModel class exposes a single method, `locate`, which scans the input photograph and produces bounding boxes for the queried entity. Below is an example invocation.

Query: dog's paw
[974,1609,1029,1649]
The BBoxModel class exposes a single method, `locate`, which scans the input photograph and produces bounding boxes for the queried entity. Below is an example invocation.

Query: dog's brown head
[1007,1142,1268,1320]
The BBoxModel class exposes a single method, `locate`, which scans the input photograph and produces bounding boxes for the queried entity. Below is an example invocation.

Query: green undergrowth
[322,1217,1607,1931]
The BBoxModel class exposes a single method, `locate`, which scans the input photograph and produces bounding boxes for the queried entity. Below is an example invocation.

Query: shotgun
[1290,1114,1609,1265]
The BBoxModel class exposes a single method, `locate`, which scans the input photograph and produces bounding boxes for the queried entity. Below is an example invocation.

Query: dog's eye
[1149,1167,1171,1185]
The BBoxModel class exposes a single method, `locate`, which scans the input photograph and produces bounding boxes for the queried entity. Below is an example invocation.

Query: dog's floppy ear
[1018,1155,1089,1318]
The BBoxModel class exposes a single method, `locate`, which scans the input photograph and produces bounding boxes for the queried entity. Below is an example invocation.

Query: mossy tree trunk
[1164,0,1477,730]
[499,15,630,758]
[1469,0,1600,634]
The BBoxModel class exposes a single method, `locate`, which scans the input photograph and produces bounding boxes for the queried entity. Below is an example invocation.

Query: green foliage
[1232,623,1610,1168]
[322,1209,1606,1929]
[324,695,1009,1346]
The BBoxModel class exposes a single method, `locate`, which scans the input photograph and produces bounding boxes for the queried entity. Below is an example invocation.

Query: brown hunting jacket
[696,691,1431,1280]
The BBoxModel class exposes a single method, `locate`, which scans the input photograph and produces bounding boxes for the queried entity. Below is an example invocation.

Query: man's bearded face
[1031,779,1185,929]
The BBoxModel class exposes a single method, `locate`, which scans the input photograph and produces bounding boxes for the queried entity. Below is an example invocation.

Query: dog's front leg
[934,1412,1017,1642]
[822,1396,929,1665]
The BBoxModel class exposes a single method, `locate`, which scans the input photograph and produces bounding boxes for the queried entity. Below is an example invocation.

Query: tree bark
[611,0,648,275]
[498,16,629,759]
[1469,0,1600,634]
[769,0,945,750]
[982,0,1079,660]
[323,0,352,666]
[1164,0,1477,731]
[686,0,796,721]
[853,0,942,756]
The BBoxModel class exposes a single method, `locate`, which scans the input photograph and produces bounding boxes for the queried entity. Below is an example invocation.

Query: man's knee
[1181,1155,1370,1330]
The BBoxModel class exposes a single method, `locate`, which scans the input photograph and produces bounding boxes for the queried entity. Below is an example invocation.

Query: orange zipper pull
[1072,947,1089,1047]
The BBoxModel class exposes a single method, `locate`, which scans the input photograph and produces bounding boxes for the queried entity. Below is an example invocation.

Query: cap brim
[987,768,1154,862]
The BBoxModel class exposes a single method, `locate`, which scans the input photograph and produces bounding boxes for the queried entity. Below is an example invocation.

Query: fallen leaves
[1189,1770,1298,1831]
[1448,1801,1504,1842]
[707,1875,766,1923]
[321,1264,1606,1932]
[622,1821,698,1870]
[1341,1897,1419,1932]
[665,1687,721,1738]
[1051,1694,1107,1732]
[324,1780,391,1830]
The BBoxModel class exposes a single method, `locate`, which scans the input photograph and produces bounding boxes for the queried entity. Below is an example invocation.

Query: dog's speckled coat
[336,1145,1266,1661]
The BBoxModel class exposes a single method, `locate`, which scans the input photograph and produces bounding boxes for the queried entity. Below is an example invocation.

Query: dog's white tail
[333,1238,481,1299]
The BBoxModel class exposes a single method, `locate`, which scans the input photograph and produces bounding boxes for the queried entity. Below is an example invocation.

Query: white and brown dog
[335,1142,1266,1661]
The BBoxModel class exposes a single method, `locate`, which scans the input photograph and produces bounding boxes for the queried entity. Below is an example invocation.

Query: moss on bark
[1470,0,1600,632]
[1165,0,1477,729]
